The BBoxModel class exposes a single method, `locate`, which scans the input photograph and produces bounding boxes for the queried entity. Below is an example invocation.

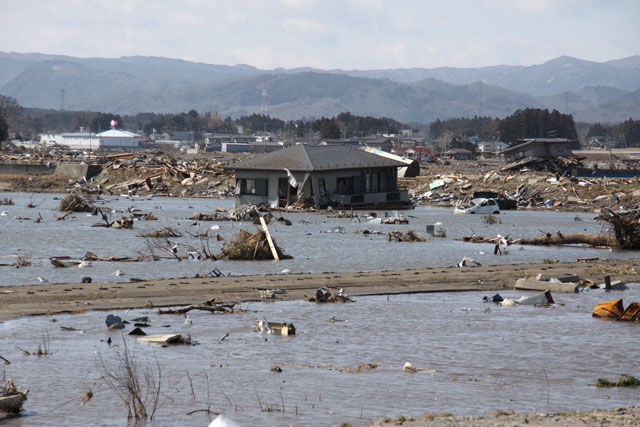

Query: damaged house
[502,138,574,163]
[226,144,411,209]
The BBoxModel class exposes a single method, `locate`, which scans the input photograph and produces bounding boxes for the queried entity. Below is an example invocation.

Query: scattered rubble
[306,287,354,303]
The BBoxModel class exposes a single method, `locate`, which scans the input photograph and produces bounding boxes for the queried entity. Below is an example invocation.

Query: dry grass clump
[57,193,95,212]
[216,229,292,260]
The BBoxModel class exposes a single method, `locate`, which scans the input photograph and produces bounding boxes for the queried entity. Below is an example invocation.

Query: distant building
[39,128,139,150]
[204,134,256,151]
[446,148,474,161]
[95,128,140,149]
[318,138,361,147]
[477,140,508,157]
[359,135,394,152]
[502,138,574,163]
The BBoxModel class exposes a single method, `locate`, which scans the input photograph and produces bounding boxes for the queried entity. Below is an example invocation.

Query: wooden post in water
[259,216,280,261]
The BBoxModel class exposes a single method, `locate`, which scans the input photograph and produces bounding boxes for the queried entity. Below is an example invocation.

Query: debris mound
[58,193,94,212]
[216,229,292,260]
[386,230,429,242]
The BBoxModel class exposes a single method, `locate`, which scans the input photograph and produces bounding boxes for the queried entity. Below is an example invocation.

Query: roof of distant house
[503,138,574,154]
[226,143,407,172]
[96,129,140,138]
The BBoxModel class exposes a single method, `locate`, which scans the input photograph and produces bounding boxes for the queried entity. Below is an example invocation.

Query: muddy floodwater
[1,192,638,287]
[1,285,639,426]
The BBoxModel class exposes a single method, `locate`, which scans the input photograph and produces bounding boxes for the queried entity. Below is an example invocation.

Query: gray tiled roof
[226,144,407,172]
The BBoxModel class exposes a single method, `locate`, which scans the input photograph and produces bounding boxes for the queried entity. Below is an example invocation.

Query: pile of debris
[306,287,354,303]
[216,229,291,260]
[386,230,428,242]
[72,151,237,198]
[57,193,95,212]
[409,167,640,212]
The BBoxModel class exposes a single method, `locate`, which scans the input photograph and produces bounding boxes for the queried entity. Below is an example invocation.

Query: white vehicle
[454,197,500,214]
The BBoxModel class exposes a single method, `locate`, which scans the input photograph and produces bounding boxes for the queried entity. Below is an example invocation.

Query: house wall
[234,166,406,208]
[100,136,139,149]
[60,137,102,150]
[222,143,251,153]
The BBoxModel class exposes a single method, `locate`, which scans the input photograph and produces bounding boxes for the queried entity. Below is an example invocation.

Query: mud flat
[2,258,639,320]
[368,405,640,427]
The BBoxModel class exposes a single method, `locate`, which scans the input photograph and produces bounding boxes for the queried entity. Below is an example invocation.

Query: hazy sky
[2,0,638,69]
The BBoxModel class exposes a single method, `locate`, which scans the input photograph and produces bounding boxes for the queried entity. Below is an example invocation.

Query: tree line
[587,119,640,147]
[0,96,409,142]
[430,109,578,144]
[3,94,639,147]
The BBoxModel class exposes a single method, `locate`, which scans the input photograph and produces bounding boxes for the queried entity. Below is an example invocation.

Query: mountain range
[1,51,639,124]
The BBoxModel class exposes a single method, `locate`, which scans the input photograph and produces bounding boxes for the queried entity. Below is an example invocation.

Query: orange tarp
[592,299,624,319]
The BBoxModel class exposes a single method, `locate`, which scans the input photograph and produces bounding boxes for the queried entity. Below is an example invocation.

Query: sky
[1,0,639,70]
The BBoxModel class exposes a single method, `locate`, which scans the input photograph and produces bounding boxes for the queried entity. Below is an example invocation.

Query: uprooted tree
[597,209,640,250]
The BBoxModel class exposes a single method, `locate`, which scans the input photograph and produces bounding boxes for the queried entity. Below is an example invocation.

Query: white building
[39,128,140,150]
[95,128,140,149]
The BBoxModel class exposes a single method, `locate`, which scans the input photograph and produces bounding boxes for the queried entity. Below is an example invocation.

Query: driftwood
[157,303,235,315]
[463,232,615,248]
[515,232,616,247]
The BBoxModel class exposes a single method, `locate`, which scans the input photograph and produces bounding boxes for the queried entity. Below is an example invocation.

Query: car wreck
[454,197,500,214]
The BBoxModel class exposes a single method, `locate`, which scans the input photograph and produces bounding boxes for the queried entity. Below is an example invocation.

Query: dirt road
[2,258,638,320]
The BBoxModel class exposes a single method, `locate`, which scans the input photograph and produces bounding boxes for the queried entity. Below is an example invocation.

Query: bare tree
[98,338,162,420]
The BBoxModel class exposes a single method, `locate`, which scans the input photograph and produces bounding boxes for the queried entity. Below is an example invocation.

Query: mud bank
[367,405,640,427]
[2,258,639,320]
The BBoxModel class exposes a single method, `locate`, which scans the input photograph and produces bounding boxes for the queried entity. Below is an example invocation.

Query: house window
[336,177,353,194]
[239,178,268,196]
[366,172,380,192]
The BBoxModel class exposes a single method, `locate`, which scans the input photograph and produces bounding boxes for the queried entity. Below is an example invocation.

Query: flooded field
[1,286,639,426]
[1,192,637,287]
